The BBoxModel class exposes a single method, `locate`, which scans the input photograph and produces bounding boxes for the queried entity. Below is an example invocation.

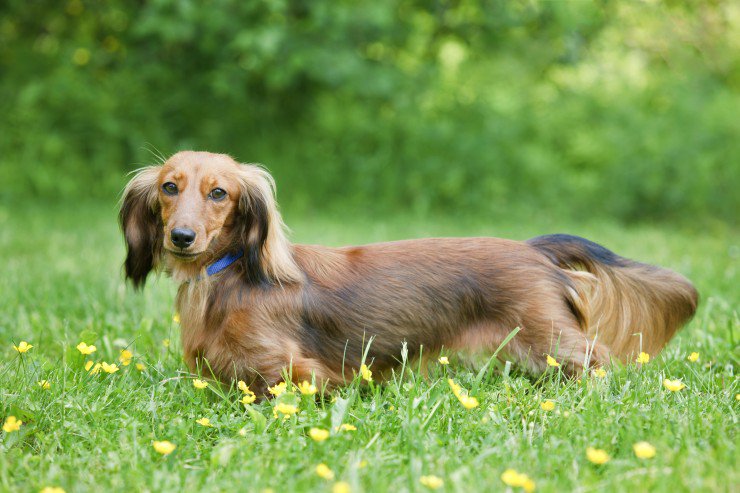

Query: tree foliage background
[1,0,738,223]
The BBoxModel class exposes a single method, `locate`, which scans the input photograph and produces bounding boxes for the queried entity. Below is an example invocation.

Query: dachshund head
[119,151,300,288]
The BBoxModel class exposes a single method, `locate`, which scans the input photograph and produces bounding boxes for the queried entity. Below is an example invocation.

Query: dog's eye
[209,188,227,201]
[162,182,178,195]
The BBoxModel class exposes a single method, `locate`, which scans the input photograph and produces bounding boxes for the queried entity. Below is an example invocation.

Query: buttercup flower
[40,487,66,493]
[315,463,335,480]
[448,378,462,397]
[593,368,607,378]
[540,400,555,412]
[546,355,560,367]
[76,342,96,355]
[196,417,212,427]
[309,427,330,442]
[297,380,317,395]
[636,352,650,364]
[360,364,372,382]
[119,349,133,366]
[337,423,357,431]
[663,379,686,392]
[13,341,33,353]
[162,338,170,348]
[136,363,146,371]
[3,416,22,433]
[501,469,535,492]
[586,447,610,465]
[238,380,250,393]
[152,440,176,455]
[687,352,699,362]
[193,379,209,389]
[332,482,351,493]
[242,393,257,405]
[85,361,102,375]
[101,362,119,374]
[37,380,51,390]
[173,313,180,324]
[458,394,479,409]
[268,382,287,396]
[273,403,299,418]
[633,441,656,459]
[438,356,449,365]
[420,475,444,489]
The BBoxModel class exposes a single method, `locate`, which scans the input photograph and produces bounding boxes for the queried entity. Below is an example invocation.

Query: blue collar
[206,250,244,276]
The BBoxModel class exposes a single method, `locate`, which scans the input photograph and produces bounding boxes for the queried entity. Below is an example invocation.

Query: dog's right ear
[119,167,162,289]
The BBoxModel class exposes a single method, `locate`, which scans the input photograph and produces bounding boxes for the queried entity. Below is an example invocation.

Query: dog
[120,151,698,396]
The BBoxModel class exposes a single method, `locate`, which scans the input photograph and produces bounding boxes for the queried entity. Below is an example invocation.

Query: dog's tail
[528,234,698,361]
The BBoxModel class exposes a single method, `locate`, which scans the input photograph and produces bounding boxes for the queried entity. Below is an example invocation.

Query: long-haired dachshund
[120,151,698,395]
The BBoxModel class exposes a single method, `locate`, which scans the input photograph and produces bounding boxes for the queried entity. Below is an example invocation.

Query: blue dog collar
[206,250,244,276]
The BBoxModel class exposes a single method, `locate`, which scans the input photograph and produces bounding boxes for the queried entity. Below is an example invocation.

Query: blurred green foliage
[0,0,738,222]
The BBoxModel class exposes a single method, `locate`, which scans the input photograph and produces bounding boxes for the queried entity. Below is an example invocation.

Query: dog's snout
[171,228,196,249]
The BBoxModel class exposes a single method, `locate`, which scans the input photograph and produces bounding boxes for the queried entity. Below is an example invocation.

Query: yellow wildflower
[101,362,119,374]
[3,416,22,433]
[540,400,555,412]
[238,380,250,393]
[315,463,335,480]
[119,349,133,366]
[13,341,33,353]
[273,402,299,418]
[593,368,607,378]
[687,352,699,363]
[736,394,740,401]
[193,379,209,389]
[309,427,330,442]
[420,475,444,489]
[37,380,51,390]
[501,469,534,489]
[447,378,462,397]
[332,482,351,493]
[636,352,650,364]
[76,342,96,355]
[457,394,479,409]
[136,363,146,371]
[663,379,686,392]
[586,447,610,465]
[195,417,212,427]
[337,423,357,431]
[360,364,372,382]
[268,381,287,396]
[546,354,560,367]
[438,356,449,365]
[152,440,176,455]
[633,441,656,459]
[297,380,317,395]
[86,361,102,375]
[173,313,180,324]
[40,487,66,493]
[162,338,170,348]
[242,393,257,405]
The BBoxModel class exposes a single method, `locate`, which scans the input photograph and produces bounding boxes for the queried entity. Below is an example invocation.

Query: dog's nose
[171,228,196,249]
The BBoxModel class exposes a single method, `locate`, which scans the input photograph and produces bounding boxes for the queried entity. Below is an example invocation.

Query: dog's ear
[236,164,301,285]
[119,167,162,289]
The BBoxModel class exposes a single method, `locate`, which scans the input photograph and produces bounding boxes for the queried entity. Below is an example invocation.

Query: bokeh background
[0,0,738,224]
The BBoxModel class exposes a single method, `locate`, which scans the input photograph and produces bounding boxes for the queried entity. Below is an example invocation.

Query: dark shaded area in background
[0,0,737,223]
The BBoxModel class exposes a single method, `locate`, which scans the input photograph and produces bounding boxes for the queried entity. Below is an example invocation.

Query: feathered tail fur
[528,234,698,360]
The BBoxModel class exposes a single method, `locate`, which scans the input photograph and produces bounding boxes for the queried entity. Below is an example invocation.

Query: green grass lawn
[0,202,737,493]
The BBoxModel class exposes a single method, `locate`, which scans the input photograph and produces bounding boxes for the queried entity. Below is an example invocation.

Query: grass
[0,202,737,493]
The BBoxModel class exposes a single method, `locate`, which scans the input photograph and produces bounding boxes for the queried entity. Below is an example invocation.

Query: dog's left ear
[119,166,162,289]
[236,164,302,285]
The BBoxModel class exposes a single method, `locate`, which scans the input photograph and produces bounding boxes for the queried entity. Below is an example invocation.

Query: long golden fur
[120,151,699,396]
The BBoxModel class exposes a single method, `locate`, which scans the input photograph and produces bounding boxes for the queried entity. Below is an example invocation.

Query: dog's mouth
[166,249,204,261]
